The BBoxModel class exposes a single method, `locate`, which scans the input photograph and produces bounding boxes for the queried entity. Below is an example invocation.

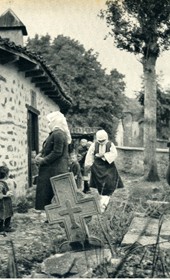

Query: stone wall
[0,64,60,195]
[115,146,169,178]
[116,119,168,149]
[156,139,169,149]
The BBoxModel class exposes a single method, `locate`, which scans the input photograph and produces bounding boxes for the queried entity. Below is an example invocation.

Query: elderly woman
[84,129,124,212]
[35,111,71,210]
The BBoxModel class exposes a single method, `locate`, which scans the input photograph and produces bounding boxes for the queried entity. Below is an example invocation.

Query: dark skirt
[35,165,54,210]
[90,158,124,196]
[0,197,13,220]
[35,162,68,210]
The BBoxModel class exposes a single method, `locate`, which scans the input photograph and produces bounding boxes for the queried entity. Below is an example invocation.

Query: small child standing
[31,150,39,185]
[0,165,14,233]
[69,153,82,190]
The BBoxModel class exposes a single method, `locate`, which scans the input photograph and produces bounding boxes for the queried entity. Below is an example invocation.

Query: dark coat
[69,161,82,189]
[166,163,170,185]
[35,128,69,210]
[77,145,88,174]
[0,180,13,220]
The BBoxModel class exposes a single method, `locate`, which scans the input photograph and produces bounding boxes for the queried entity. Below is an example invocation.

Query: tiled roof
[0,36,72,113]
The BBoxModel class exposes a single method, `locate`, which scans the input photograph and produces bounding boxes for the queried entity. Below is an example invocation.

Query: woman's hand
[35,153,42,161]
[35,157,44,165]
[95,153,105,158]
[6,191,13,197]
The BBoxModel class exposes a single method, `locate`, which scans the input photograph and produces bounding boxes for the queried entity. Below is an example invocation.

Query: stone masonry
[0,64,60,195]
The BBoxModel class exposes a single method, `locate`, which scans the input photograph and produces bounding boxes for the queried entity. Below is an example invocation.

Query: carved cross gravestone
[45,172,102,251]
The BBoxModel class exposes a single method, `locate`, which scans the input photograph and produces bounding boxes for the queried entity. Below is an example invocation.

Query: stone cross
[45,172,101,246]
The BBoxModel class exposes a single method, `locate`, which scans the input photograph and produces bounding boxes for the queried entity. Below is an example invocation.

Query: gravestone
[45,172,102,251]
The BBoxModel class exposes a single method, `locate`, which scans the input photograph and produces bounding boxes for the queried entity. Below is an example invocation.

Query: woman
[35,111,71,210]
[84,129,124,212]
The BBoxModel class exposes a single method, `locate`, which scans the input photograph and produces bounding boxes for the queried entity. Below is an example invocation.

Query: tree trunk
[143,56,160,181]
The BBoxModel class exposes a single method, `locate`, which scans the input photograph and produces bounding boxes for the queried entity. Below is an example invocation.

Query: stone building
[0,9,72,195]
[116,98,144,147]
[115,98,169,177]
[116,97,169,149]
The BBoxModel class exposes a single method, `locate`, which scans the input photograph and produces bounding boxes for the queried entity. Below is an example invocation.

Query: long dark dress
[35,128,69,210]
[90,142,124,196]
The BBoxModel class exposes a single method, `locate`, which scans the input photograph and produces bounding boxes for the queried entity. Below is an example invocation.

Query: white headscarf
[80,139,88,146]
[96,130,108,144]
[46,111,72,144]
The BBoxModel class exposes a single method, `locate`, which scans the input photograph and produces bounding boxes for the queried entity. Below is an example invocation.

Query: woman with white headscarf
[35,111,71,210]
[84,129,124,212]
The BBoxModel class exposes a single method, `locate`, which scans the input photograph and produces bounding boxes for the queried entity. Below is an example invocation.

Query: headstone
[45,172,102,250]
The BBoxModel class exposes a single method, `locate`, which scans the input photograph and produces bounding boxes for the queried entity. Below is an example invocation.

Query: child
[0,165,14,233]
[83,141,93,193]
[77,139,88,173]
[69,153,82,190]
[31,150,39,185]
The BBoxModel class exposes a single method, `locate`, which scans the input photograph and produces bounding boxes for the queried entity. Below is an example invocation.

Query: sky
[1,0,170,98]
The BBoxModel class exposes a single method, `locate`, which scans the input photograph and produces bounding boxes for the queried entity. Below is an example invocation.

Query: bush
[16,196,30,213]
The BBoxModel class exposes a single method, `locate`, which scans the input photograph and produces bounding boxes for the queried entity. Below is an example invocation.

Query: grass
[7,172,170,278]
[88,173,170,278]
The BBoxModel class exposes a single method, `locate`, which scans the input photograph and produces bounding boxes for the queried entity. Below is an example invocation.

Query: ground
[0,172,170,278]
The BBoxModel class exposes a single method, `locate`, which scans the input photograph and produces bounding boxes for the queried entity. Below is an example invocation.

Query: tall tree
[26,34,126,140]
[100,0,170,181]
[138,85,170,140]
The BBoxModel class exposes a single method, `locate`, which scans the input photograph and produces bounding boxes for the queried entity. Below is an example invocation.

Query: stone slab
[122,233,170,250]
[125,216,170,238]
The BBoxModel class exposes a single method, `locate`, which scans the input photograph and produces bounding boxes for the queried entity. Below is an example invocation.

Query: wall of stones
[116,146,169,178]
[0,64,60,195]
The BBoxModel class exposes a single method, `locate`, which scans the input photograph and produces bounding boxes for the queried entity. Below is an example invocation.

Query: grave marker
[45,172,102,250]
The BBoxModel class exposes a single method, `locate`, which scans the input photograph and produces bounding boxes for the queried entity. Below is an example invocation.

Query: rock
[69,248,112,276]
[40,248,112,278]
[80,268,93,278]
[41,252,76,276]
[103,248,112,262]
[31,272,53,278]
[146,200,169,206]
[110,258,121,266]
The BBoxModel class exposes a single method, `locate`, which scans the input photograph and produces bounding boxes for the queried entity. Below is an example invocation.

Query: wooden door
[27,106,39,187]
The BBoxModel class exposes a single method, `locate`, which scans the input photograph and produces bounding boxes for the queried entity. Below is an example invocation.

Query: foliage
[137,85,170,139]
[26,34,126,139]
[16,196,30,213]
[100,0,170,59]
